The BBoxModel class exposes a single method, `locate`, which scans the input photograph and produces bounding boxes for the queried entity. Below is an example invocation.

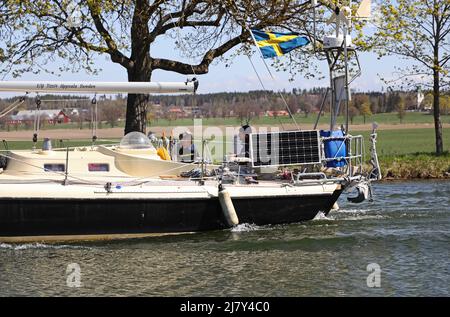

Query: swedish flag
[251,29,310,59]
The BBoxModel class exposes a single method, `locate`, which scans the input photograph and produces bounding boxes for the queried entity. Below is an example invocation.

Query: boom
[0,80,198,94]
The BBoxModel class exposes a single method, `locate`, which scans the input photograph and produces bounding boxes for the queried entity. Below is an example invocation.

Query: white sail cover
[0,80,197,94]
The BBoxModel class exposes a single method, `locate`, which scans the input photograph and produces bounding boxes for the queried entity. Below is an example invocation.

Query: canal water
[0,180,449,296]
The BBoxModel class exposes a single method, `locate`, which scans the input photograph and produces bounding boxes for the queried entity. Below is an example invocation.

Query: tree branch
[157,11,225,36]
[86,0,131,68]
[440,54,450,66]
[148,0,211,44]
[151,30,247,74]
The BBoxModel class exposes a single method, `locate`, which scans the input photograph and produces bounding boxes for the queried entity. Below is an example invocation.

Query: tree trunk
[124,67,152,135]
[124,0,152,135]
[433,69,444,155]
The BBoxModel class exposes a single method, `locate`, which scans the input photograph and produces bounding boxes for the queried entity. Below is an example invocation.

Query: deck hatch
[88,163,110,172]
[43,164,65,172]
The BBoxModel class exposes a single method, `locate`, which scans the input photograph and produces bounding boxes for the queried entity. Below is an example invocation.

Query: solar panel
[249,130,321,167]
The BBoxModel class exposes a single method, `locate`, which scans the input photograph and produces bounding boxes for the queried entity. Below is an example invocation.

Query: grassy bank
[350,129,450,179]
[380,153,450,179]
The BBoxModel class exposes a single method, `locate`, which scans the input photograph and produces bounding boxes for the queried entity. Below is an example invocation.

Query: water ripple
[0,243,93,251]
[1,180,449,296]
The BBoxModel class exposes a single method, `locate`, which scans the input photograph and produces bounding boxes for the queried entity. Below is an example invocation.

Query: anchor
[347,182,372,203]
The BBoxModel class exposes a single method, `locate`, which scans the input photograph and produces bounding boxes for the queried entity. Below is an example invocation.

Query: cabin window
[44,164,65,172]
[88,163,110,172]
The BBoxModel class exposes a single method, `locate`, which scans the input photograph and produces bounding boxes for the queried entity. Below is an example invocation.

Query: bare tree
[101,99,126,127]
[397,95,406,124]
[367,0,450,154]
[0,0,312,134]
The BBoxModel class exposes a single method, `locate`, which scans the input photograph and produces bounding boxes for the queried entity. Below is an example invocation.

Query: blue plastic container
[320,130,347,168]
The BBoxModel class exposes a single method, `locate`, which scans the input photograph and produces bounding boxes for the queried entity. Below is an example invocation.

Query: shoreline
[380,153,450,180]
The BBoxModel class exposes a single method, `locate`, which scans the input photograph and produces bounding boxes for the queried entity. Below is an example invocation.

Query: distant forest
[1,88,449,128]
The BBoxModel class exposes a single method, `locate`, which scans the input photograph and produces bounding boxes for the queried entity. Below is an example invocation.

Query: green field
[1,112,449,131]
[2,127,449,156]
[353,128,450,157]
[151,112,450,127]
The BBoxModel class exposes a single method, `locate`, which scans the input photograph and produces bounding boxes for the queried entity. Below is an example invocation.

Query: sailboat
[0,0,381,243]
[0,81,380,242]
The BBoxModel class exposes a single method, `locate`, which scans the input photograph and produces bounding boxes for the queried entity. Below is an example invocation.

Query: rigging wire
[245,24,301,131]
[246,54,286,131]
[0,93,28,119]
[222,0,300,130]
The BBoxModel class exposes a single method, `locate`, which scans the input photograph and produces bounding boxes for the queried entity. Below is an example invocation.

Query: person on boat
[178,131,199,163]
[235,124,252,158]
[231,125,256,182]
[147,131,158,147]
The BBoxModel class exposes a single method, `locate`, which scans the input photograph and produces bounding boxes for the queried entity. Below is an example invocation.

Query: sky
[0,29,407,98]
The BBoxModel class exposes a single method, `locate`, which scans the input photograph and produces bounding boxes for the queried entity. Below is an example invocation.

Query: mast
[318,0,371,132]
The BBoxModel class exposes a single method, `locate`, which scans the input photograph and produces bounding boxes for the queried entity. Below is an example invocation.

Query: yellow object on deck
[157,147,171,161]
